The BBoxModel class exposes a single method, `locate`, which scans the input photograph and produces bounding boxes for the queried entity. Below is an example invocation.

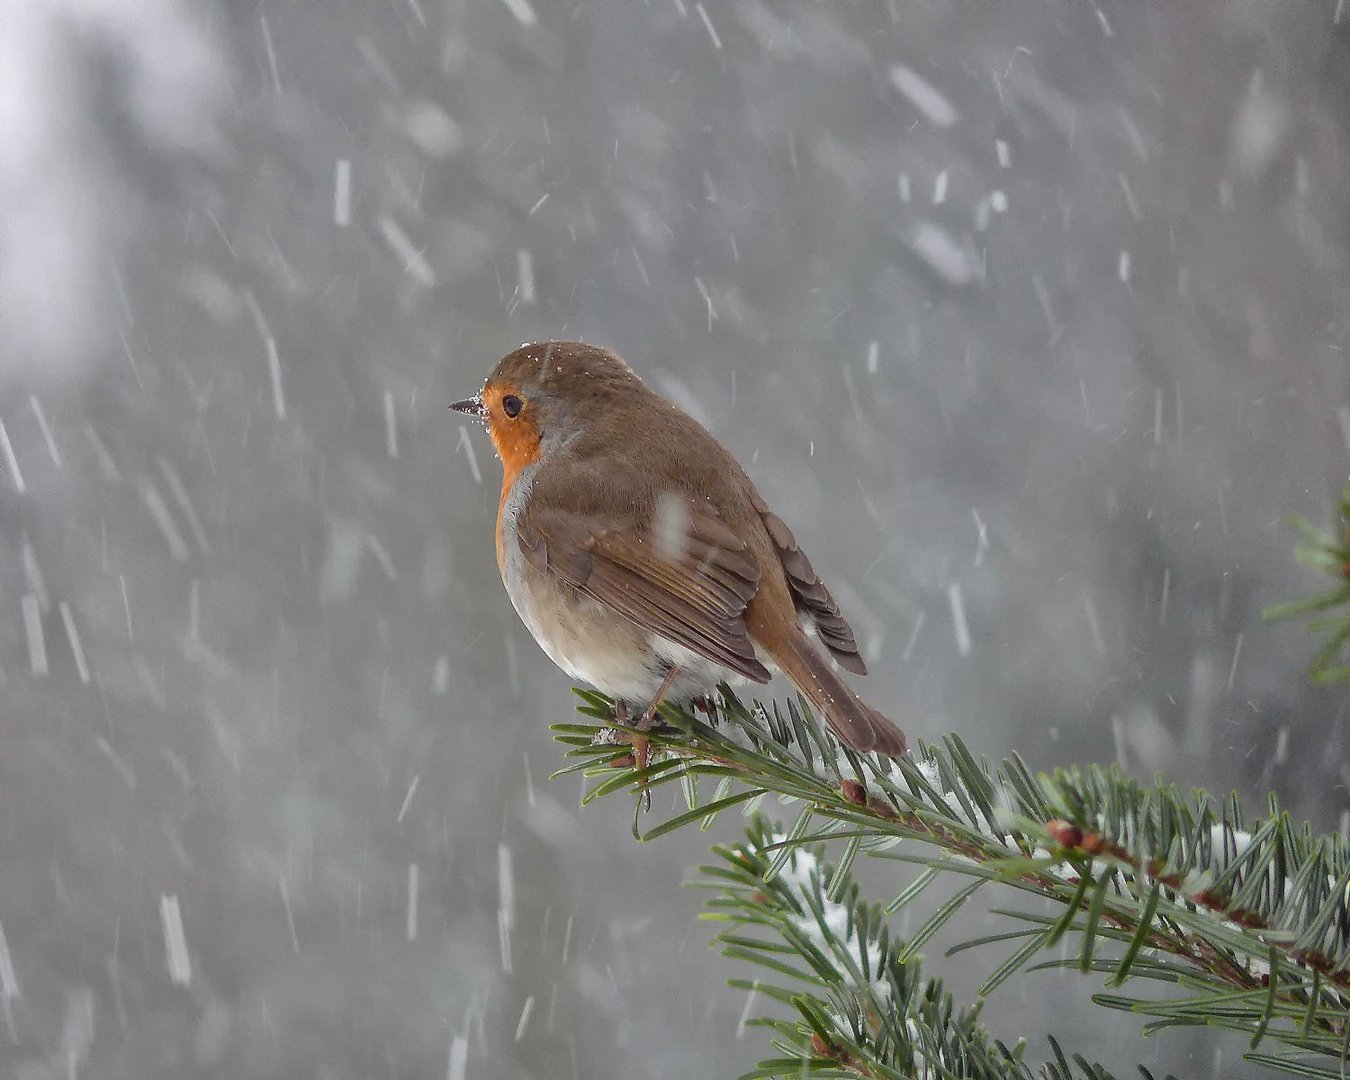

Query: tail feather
[770,632,907,756]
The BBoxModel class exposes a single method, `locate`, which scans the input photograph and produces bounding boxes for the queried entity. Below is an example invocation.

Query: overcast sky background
[1,2,1348,1077]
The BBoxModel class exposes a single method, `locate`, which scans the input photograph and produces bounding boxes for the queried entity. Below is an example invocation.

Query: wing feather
[757,507,868,675]
[517,500,771,684]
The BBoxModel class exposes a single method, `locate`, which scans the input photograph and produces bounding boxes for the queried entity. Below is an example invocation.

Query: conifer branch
[694,818,1147,1079]
[553,688,1350,1078]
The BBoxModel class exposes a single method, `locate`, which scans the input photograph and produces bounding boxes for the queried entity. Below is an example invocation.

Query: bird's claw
[602,698,655,811]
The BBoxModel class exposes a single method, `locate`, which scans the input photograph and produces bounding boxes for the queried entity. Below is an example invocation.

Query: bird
[450,341,907,757]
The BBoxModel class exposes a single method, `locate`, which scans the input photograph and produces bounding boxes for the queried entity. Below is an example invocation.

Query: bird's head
[450,341,643,473]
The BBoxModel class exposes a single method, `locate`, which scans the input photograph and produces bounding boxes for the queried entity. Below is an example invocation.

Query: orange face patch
[482,384,542,475]
[483,383,543,571]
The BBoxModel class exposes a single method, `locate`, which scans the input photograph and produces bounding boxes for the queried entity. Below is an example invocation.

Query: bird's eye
[502,395,523,418]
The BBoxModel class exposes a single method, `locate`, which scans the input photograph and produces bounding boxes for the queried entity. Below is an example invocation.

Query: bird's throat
[492,419,542,573]
[491,418,542,493]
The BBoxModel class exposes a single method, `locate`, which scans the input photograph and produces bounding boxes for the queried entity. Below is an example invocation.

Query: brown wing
[516,499,772,684]
[755,504,868,676]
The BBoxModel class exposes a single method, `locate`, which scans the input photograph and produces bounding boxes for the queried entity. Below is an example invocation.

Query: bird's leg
[601,670,683,807]
[629,664,682,812]
[639,663,683,731]
[602,699,639,768]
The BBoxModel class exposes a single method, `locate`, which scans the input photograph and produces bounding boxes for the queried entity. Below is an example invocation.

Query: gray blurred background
[1,1,1348,1077]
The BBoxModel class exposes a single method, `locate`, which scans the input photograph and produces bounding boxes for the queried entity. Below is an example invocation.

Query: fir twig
[554,688,1350,1077]
[700,818,1141,1079]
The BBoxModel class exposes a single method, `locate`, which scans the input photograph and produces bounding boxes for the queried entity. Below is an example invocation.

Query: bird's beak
[449,395,487,418]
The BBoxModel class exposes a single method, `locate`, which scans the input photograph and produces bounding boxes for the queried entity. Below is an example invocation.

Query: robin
[451,341,907,757]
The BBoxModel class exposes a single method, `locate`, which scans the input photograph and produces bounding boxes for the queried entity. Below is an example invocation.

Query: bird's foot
[600,700,636,763]
[600,699,652,810]
[631,707,659,813]
[632,663,686,809]
[606,668,683,811]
